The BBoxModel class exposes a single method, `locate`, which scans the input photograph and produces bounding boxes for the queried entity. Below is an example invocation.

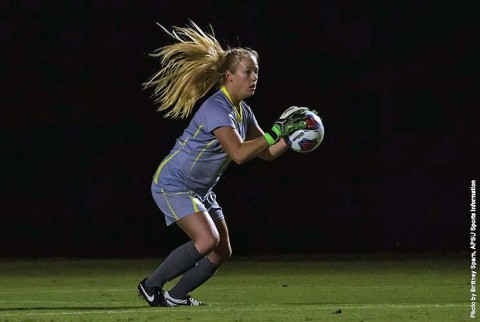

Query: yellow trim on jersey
[189,138,216,173]
[153,137,189,184]
[153,123,205,184]
[221,86,243,123]
[193,125,203,138]
[214,157,231,178]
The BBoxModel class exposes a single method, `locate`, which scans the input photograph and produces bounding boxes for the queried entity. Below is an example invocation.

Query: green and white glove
[280,106,310,119]
[264,106,309,145]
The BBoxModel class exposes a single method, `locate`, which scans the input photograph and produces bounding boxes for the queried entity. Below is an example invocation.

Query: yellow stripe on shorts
[189,196,200,213]
[161,188,178,220]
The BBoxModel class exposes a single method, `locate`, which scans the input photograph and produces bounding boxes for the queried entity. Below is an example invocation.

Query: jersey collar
[220,86,243,123]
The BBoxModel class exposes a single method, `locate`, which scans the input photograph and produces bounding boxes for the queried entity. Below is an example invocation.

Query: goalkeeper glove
[264,107,309,145]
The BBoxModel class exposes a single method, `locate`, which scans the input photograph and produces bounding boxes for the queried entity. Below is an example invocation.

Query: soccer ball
[285,110,324,153]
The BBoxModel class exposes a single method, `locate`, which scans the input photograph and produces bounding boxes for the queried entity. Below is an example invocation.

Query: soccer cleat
[137,278,171,307]
[164,290,207,306]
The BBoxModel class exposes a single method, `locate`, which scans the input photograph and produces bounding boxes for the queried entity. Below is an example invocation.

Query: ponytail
[144,21,258,119]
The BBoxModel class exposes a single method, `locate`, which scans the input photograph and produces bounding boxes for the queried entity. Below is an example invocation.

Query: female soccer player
[137,22,308,307]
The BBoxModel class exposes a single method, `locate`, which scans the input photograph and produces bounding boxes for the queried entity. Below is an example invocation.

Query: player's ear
[225,70,234,83]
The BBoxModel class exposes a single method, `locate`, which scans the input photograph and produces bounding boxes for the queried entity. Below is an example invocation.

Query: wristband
[264,132,277,145]
[264,124,282,145]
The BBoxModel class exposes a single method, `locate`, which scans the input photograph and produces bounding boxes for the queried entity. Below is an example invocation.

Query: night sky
[1,0,478,257]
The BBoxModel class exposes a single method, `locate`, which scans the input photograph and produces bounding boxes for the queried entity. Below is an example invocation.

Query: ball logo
[292,131,305,141]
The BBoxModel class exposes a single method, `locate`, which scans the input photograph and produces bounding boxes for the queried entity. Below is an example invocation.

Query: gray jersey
[153,89,259,197]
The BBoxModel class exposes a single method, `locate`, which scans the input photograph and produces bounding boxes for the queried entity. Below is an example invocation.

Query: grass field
[0,255,470,321]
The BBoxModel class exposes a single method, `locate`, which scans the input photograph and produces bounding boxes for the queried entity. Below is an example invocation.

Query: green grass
[0,256,471,321]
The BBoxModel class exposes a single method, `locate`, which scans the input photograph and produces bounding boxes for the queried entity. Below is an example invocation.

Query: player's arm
[214,108,307,164]
[246,124,288,161]
[250,106,309,160]
[213,126,270,165]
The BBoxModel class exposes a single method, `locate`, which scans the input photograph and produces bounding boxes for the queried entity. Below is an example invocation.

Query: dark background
[1,0,478,257]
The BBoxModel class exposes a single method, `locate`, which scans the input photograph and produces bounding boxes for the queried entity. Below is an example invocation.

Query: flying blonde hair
[144,21,258,119]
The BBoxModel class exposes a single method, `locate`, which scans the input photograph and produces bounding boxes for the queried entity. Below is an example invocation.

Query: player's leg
[139,210,218,307]
[209,218,232,265]
[139,187,221,306]
[166,218,231,301]
[145,211,219,288]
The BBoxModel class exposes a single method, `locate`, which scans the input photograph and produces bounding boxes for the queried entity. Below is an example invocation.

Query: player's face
[230,55,258,100]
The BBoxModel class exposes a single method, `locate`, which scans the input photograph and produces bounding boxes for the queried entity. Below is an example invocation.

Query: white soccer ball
[285,110,324,153]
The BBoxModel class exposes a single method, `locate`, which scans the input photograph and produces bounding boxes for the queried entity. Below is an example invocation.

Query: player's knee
[195,233,220,255]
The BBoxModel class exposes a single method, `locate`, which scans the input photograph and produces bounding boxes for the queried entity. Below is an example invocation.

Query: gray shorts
[151,183,224,226]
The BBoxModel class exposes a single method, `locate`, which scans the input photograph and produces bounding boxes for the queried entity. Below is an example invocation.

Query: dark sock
[145,241,202,288]
[168,256,218,299]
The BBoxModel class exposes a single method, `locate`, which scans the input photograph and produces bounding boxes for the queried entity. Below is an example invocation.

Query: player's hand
[264,106,309,145]
[279,106,309,119]
[273,117,306,136]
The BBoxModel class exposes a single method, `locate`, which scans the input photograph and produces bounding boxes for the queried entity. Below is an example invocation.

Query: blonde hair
[144,21,258,119]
